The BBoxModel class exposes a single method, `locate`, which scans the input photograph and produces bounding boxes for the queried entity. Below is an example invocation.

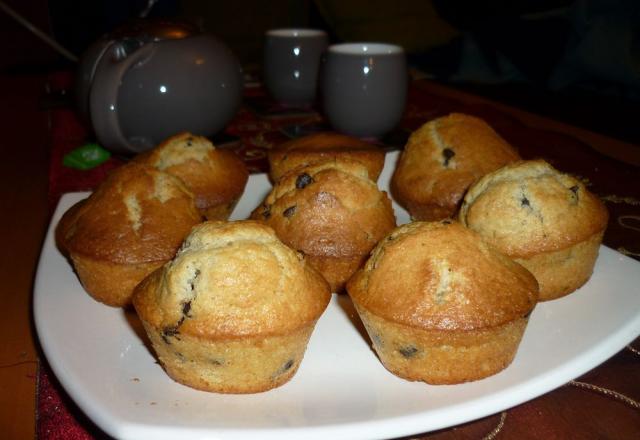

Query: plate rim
[35,182,640,440]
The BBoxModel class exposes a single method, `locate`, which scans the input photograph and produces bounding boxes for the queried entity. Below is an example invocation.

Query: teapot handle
[89,41,156,154]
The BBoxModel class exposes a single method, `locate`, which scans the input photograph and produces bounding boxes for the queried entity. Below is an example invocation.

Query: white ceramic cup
[321,42,408,138]
[263,28,329,107]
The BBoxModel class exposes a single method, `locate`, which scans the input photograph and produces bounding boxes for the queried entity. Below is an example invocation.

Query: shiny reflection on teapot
[77,20,243,154]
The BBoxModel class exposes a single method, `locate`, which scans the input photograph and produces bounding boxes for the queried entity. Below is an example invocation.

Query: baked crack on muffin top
[351,221,538,331]
[134,221,331,338]
[135,132,248,220]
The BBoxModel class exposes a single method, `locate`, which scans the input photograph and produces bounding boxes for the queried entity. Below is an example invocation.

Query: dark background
[1,0,638,145]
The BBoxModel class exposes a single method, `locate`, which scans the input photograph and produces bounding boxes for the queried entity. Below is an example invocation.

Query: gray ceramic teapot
[76,20,243,154]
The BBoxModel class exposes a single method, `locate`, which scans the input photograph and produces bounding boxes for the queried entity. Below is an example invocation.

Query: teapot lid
[108,19,200,42]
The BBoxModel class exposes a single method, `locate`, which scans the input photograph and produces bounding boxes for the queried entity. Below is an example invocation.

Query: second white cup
[321,42,408,138]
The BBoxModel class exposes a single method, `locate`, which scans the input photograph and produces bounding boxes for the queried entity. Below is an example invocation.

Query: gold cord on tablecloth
[477,343,640,439]
[482,412,508,440]
[568,381,640,410]
[567,344,640,414]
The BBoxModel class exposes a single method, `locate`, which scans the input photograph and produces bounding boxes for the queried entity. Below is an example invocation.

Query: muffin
[132,220,331,393]
[268,132,386,182]
[136,132,249,220]
[56,162,202,307]
[459,160,608,301]
[252,158,396,292]
[391,113,520,221]
[347,221,538,385]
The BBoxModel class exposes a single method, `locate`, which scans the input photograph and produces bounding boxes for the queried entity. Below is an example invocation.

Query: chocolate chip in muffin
[518,187,547,227]
[170,317,185,333]
[186,137,193,147]
[182,300,192,317]
[281,359,294,371]
[295,173,314,189]
[442,148,455,167]
[261,203,271,219]
[283,205,297,218]
[161,316,185,344]
[187,269,200,292]
[569,185,580,204]
[399,345,419,358]
[274,359,294,376]
[161,330,176,344]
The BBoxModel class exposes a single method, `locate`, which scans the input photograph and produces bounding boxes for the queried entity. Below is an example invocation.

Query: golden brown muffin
[459,160,608,301]
[391,113,520,221]
[268,132,386,183]
[252,158,396,292]
[136,132,249,220]
[56,162,202,307]
[133,220,331,393]
[347,221,538,385]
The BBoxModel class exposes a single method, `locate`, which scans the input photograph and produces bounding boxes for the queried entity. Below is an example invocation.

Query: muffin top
[459,160,609,258]
[391,113,520,218]
[136,132,248,210]
[58,162,202,264]
[268,132,386,182]
[252,158,396,259]
[347,221,538,331]
[133,220,331,338]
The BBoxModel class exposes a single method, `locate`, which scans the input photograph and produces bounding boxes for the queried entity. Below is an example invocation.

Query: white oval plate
[34,151,640,440]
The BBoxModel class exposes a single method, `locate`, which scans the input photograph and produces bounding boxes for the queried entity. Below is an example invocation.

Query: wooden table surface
[1,73,639,439]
